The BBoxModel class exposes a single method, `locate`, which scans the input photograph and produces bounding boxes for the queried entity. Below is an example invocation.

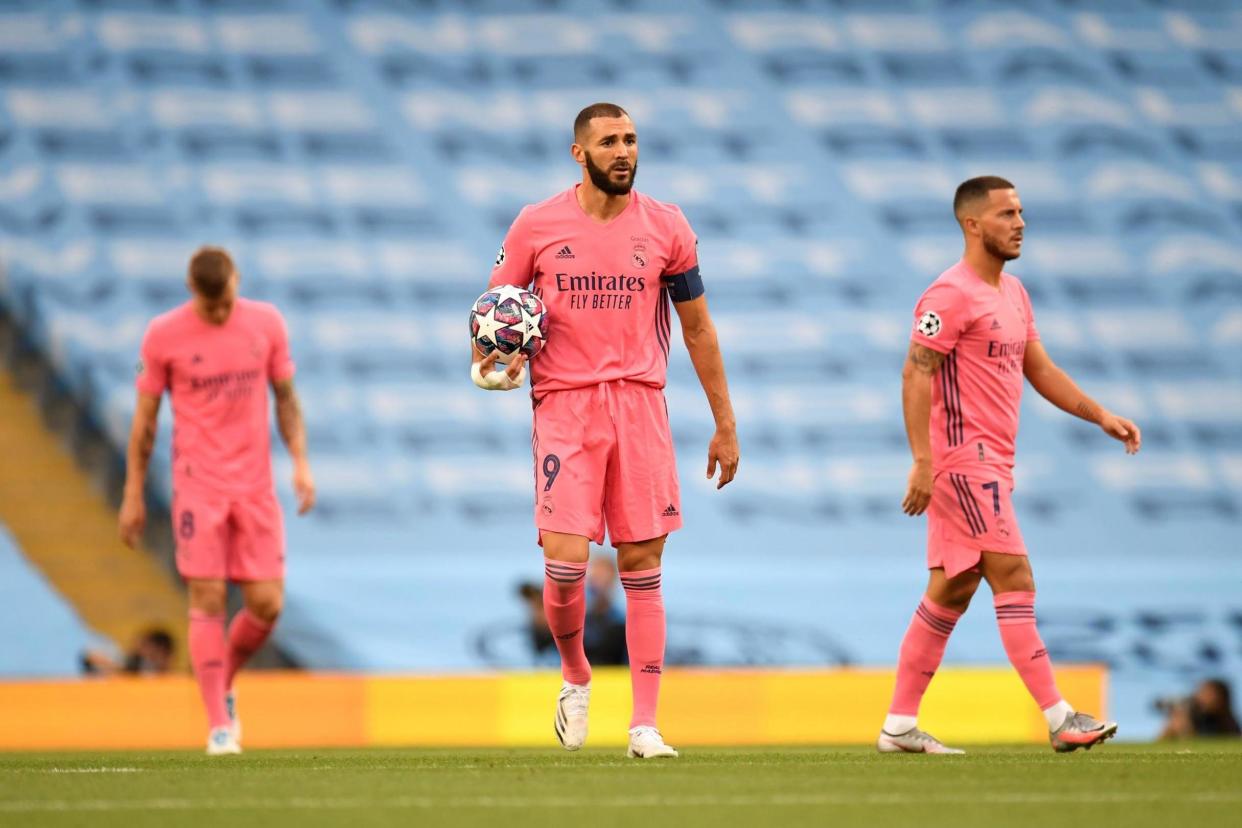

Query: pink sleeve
[911,281,971,354]
[135,323,167,397]
[488,207,536,289]
[665,207,698,276]
[268,308,295,382]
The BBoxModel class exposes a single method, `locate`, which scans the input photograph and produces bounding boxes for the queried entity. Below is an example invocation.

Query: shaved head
[953,175,1015,222]
[573,102,629,141]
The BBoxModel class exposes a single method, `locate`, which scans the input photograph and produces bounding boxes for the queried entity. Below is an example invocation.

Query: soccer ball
[469,285,547,362]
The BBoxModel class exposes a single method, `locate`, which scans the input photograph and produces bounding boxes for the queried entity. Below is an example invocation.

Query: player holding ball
[471,102,739,759]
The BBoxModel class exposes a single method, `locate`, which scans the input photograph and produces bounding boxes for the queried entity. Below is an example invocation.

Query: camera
[1153,696,1191,714]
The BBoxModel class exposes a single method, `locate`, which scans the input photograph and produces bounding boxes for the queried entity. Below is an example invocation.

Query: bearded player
[878,176,1141,754]
[119,246,315,755]
[472,102,739,759]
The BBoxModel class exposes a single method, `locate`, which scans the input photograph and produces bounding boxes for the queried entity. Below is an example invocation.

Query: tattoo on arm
[1075,399,1101,423]
[907,343,946,375]
[136,420,156,465]
[273,380,306,452]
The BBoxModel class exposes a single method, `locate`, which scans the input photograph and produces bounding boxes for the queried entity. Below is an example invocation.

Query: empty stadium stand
[0,0,1238,737]
[0,522,98,677]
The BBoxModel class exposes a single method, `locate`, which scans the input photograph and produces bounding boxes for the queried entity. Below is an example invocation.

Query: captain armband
[661,265,704,303]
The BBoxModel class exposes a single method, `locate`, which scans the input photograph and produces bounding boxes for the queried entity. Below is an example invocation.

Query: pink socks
[188,610,230,729]
[888,596,962,717]
[994,591,1063,711]
[225,608,274,689]
[620,567,665,729]
[543,559,591,686]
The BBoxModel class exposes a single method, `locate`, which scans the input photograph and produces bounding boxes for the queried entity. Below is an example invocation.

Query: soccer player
[473,102,739,759]
[118,246,315,755]
[879,176,1141,754]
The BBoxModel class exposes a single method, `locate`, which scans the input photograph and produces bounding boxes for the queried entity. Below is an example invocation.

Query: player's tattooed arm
[1024,340,1141,454]
[674,295,739,489]
[906,343,946,376]
[901,343,940,515]
[119,392,161,548]
[273,378,317,513]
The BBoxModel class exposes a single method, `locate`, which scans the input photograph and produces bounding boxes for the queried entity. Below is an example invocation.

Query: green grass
[2,743,1241,828]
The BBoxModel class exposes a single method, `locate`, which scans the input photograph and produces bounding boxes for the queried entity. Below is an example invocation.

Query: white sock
[1043,699,1074,730]
[883,714,918,735]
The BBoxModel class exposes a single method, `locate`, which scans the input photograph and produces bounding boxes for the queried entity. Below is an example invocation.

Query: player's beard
[982,231,1020,262]
[584,151,637,196]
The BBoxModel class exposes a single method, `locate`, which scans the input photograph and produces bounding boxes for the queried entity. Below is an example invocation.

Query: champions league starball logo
[917,310,942,338]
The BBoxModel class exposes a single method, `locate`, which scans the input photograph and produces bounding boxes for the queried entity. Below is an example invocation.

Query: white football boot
[877,727,964,754]
[225,690,241,743]
[1049,712,1118,753]
[206,726,242,756]
[554,683,590,751]
[627,726,679,759]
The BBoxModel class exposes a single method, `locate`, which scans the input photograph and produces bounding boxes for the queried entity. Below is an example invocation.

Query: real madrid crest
[631,243,648,269]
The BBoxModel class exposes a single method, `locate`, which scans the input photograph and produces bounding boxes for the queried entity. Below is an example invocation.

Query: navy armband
[661,265,704,303]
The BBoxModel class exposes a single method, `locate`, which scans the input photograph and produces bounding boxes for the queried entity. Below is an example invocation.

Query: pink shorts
[927,470,1026,579]
[171,483,286,581]
[532,381,682,546]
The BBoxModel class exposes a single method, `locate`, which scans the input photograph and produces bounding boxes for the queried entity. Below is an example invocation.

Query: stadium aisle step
[0,367,187,668]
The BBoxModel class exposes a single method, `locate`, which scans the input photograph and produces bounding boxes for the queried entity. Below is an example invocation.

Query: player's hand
[293,460,316,515]
[1099,411,1141,455]
[471,351,527,391]
[902,460,934,516]
[707,426,739,490]
[118,491,146,548]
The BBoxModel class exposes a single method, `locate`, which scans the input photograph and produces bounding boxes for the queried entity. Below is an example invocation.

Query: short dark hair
[953,175,1015,216]
[573,102,629,140]
[141,628,174,654]
[188,246,235,300]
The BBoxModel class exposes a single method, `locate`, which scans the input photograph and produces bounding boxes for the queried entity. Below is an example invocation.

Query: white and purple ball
[469,284,547,362]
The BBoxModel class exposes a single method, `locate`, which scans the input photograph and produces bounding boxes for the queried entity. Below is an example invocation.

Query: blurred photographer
[81,627,175,677]
[1157,678,1241,740]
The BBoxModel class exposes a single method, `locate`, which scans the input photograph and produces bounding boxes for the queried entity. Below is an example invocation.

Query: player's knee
[188,580,227,615]
[982,553,1034,593]
[616,536,666,573]
[247,593,283,624]
[928,569,980,612]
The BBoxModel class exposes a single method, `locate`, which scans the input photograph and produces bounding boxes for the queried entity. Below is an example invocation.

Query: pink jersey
[489,185,699,397]
[910,260,1039,477]
[136,297,294,496]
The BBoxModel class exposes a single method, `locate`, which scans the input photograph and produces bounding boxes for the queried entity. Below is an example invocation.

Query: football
[469,284,547,362]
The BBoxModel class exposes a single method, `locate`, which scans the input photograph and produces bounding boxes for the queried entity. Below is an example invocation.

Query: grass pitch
[2,742,1240,828]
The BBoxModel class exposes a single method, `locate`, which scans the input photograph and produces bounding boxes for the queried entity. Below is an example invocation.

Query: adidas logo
[661,504,679,517]
[990,318,1002,330]
[555,245,575,259]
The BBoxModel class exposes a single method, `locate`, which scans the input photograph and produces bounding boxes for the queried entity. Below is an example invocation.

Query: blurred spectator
[1158,679,1241,740]
[517,581,555,660]
[582,556,626,666]
[81,627,175,676]
[517,554,628,666]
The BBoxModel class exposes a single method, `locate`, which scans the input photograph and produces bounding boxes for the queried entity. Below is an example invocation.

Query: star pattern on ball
[473,303,511,348]
[520,305,543,346]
